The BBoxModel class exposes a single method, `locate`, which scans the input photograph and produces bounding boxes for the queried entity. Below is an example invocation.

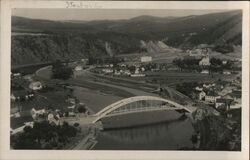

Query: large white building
[140,56,152,63]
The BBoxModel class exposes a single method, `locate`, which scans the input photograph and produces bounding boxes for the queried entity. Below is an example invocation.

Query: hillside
[11,10,242,66]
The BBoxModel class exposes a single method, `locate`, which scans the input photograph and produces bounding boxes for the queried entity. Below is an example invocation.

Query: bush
[11,121,77,149]
[51,60,73,80]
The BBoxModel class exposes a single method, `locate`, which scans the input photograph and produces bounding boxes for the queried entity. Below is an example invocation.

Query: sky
[12,9,230,21]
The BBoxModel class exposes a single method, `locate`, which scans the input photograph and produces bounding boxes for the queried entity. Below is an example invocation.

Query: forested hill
[11,10,242,66]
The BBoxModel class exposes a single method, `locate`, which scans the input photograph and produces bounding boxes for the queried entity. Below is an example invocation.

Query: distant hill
[11,10,242,66]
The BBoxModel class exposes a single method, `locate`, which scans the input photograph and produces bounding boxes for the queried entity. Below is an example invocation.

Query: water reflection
[94,118,195,150]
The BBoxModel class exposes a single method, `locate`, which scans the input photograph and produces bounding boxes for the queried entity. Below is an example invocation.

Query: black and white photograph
[0,1,249,160]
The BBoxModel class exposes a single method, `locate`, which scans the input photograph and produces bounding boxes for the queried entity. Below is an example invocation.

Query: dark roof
[206,91,219,97]
[230,90,242,98]
[216,98,233,104]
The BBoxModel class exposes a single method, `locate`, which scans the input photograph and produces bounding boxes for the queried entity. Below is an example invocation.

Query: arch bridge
[91,96,194,123]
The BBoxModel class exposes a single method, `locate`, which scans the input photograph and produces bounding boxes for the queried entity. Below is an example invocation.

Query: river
[94,117,195,150]
[36,65,196,150]
[72,85,195,150]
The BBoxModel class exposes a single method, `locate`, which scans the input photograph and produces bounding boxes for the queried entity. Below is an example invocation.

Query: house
[230,101,241,109]
[12,72,21,78]
[229,90,241,103]
[66,96,76,104]
[199,55,210,66]
[31,108,46,120]
[11,93,16,101]
[141,56,152,63]
[223,70,231,75]
[194,90,206,100]
[215,98,233,110]
[201,70,209,74]
[102,68,113,74]
[130,74,146,77]
[48,113,60,126]
[23,74,33,81]
[81,58,89,64]
[29,81,42,90]
[203,83,215,89]
[189,49,203,57]
[205,91,221,103]
[74,65,83,71]
[195,86,203,92]
[222,60,227,65]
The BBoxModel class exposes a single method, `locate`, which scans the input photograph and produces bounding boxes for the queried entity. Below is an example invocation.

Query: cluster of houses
[97,56,154,77]
[186,46,237,75]
[193,81,241,111]
[31,108,61,126]
[11,81,43,103]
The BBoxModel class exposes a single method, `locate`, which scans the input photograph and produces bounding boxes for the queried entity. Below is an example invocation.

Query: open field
[144,71,237,86]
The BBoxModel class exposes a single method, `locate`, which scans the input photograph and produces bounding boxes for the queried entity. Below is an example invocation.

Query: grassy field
[122,71,237,86]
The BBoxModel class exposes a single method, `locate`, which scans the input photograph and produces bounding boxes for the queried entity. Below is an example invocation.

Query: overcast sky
[12,9,230,21]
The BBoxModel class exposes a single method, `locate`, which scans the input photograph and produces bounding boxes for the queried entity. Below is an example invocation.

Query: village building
[229,90,242,103]
[199,55,211,66]
[203,83,215,89]
[11,93,16,101]
[195,86,203,91]
[48,113,60,126]
[31,108,46,120]
[102,68,113,74]
[11,91,34,102]
[194,90,206,100]
[74,65,83,71]
[141,56,152,63]
[222,60,228,65]
[11,72,22,78]
[215,98,233,110]
[80,58,89,65]
[29,81,42,90]
[223,70,231,75]
[189,48,203,57]
[23,74,33,81]
[205,91,221,103]
[200,70,209,74]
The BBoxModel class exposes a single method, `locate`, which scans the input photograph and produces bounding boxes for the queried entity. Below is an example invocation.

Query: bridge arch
[92,96,192,123]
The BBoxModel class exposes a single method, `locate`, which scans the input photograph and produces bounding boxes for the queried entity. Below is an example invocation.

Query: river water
[73,85,195,150]
[94,117,195,150]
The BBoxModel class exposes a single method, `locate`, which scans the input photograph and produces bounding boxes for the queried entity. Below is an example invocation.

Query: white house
[201,70,209,74]
[223,71,231,75]
[205,91,221,103]
[222,60,227,65]
[141,56,152,63]
[102,68,113,74]
[74,65,83,71]
[29,81,42,90]
[31,108,46,119]
[195,86,203,91]
[11,94,16,101]
[199,55,210,66]
[48,113,60,126]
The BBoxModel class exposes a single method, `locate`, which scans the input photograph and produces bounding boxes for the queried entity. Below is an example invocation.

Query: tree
[51,60,73,80]
[77,105,86,113]
[11,121,77,149]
